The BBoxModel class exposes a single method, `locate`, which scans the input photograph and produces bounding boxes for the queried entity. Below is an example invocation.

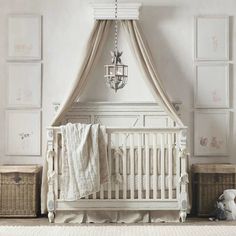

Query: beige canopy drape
[42,19,185,213]
[121,20,184,126]
[51,19,184,127]
[51,20,112,126]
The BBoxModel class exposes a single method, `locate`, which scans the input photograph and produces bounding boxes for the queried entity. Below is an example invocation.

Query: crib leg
[48,211,55,223]
[47,128,56,223]
[47,186,55,223]
[179,210,187,223]
[178,129,189,223]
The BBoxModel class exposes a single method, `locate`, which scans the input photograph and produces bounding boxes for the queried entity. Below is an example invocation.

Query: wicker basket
[192,164,236,217]
[0,165,42,217]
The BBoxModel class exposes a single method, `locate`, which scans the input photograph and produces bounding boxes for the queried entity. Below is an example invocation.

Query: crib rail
[46,126,188,222]
[105,128,182,202]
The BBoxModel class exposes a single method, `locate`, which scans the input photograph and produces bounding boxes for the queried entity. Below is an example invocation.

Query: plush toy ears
[218,194,224,201]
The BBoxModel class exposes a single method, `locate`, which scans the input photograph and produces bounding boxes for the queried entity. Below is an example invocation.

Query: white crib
[46,103,189,223]
[46,126,188,223]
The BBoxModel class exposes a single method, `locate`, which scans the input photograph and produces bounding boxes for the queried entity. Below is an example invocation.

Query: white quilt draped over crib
[60,123,109,200]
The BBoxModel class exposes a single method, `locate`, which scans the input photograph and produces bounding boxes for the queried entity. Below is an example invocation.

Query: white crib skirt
[54,210,179,223]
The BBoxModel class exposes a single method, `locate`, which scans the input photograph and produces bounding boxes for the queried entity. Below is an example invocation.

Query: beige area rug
[0,226,236,236]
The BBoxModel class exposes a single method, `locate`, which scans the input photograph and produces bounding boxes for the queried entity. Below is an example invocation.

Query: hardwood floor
[0,216,236,226]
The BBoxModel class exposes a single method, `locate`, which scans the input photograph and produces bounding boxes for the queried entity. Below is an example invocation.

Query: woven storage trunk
[0,165,42,217]
[192,164,236,217]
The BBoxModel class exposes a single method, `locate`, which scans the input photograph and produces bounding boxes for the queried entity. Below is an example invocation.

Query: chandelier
[104,0,128,92]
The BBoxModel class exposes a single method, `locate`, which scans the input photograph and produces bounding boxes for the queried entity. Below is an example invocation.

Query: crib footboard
[46,127,188,223]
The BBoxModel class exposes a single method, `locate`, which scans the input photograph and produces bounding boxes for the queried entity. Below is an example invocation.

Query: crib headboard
[63,102,180,128]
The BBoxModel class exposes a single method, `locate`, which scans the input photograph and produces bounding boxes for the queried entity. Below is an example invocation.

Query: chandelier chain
[114,0,118,53]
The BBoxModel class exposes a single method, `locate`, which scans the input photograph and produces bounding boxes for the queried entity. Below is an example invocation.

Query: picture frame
[194,63,229,108]
[7,63,42,108]
[8,14,42,60]
[194,110,229,156]
[6,110,41,156]
[194,15,229,61]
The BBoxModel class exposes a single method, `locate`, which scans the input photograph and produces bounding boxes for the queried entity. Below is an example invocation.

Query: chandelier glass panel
[104,0,128,92]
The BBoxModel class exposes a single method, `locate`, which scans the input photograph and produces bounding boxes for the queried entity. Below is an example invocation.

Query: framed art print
[194,110,229,156]
[195,63,229,108]
[6,110,41,156]
[194,16,229,61]
[7,63,42,108]
[8,14,42,60]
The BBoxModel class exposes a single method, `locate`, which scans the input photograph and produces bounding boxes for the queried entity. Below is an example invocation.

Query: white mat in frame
[194,110,230,156]
[6,110,41,156]
[7,14,42,61]
[194,63,229,108]
[7,63,42,108]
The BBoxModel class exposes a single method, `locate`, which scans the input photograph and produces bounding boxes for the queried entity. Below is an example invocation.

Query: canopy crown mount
[92,3,142,20]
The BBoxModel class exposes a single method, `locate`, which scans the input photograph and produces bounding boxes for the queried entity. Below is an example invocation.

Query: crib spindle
[153,133,157,199]
[130,134,135,200]
[115,133,120,199]
[145,134,150,199]
[107,133,112,199]
[168,133,173,199]
[176,132,180,199]
[160,133,165,200]
[138,133,142,199]
[100,186,104,199]
[54,132,59,199]
[122,134,127,199]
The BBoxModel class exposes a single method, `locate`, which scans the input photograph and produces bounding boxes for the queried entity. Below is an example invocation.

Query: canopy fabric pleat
[121,20,184,126]
[51,20,112,126]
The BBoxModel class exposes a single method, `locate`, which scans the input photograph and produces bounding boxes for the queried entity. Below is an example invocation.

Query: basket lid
[0,165,42,173]
[192,163,236,173]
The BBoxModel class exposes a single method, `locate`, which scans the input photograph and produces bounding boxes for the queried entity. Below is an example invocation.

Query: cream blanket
[60,123,109,200]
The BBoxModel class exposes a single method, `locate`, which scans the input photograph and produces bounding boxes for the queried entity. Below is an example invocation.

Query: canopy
[51,20,184,127]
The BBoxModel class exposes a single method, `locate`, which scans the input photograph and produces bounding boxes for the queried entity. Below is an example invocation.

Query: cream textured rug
[0,226,236,236]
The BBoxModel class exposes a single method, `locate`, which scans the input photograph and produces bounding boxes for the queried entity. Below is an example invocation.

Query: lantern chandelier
[104,0,128,92]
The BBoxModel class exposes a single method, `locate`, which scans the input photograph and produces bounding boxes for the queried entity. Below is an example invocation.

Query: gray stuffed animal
[209,198,229,221]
